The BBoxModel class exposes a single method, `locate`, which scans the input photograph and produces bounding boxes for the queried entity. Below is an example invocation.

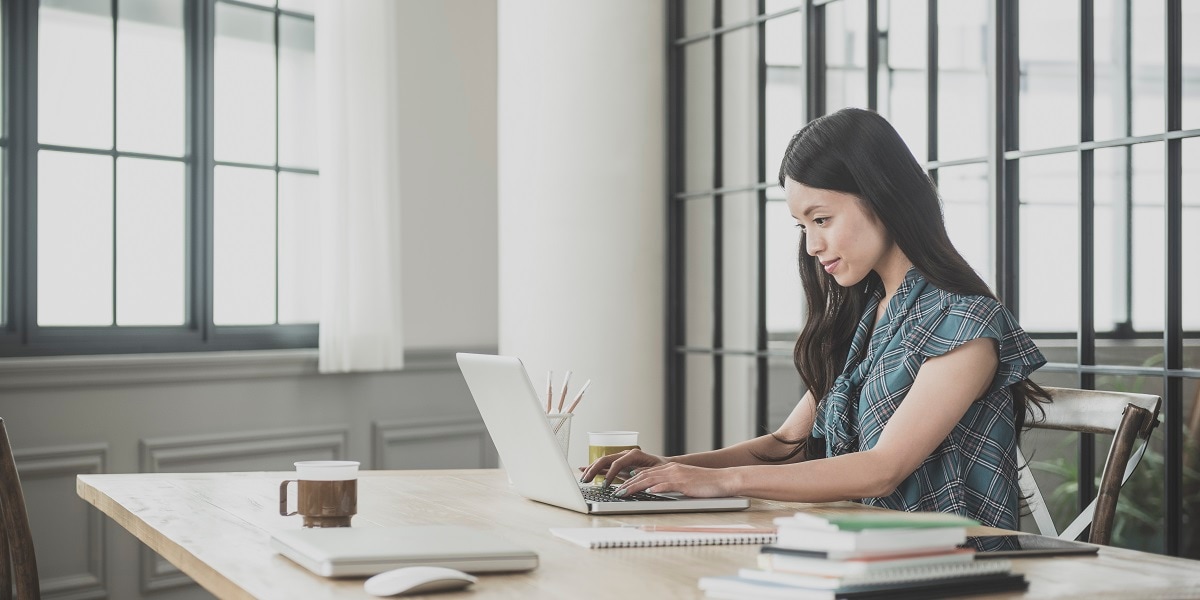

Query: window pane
[214,166,275,325]
[938,0,988,160]
[722,192,757,350]
[764,11,804,191]
[278,173,319,324]
[1097,1,1166,140]
[1130,0,1165,137]
[938,163,993,289]
[117,0,185,156]
[685,40,714,192]
[766,200,802,334]
[685,197,713,347]
[1184,139,1200,331]
[232,0,275,7]
[1094,143,1164,351]
[116,158,184,326]
[39,0,113,149]
[38,151,113,326]
[1184,1,1200,131]
[279,16,317,169]
[825,0,869,112]
[878,0,926,162]
[1019,153,1079,332]
[215,3,276,165]
[722,26,758,189]
[1018,0,1078,150]
[278,0,315,13]
[684,0,714,37]
[766,0,803,11]
[1092,146,1127,332]
[1094,0,1125,142]
[1130,143,1164,332]
[685,353,714,453]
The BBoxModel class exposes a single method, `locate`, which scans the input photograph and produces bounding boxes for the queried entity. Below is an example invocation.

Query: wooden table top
[77,469,1200,599]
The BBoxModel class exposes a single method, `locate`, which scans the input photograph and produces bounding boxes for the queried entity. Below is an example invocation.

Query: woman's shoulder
[902,281,1043,370]
[915,285,1009,328]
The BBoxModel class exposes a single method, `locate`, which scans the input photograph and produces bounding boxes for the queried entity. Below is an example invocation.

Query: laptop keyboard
[580,485,676,503]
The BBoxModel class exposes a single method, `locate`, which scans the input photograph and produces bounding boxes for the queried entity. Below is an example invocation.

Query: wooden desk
[78,469,1200,599]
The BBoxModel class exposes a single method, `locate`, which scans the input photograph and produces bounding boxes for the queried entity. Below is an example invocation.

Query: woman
[580,108,1049,529]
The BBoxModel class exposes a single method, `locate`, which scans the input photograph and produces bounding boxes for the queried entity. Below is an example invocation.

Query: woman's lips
[822,259,840,274]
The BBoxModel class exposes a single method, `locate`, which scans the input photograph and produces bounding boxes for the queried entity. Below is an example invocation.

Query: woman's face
[784,177,893,288]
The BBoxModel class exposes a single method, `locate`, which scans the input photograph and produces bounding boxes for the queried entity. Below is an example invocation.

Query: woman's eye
[794,223,806,231]
[813,217,829,226]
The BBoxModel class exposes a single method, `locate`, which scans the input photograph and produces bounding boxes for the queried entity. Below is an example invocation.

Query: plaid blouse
[810,267,1046,529]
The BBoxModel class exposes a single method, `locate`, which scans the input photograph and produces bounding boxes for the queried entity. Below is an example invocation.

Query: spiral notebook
[551,525,777,549]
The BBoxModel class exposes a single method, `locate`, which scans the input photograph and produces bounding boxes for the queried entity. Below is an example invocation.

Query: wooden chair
[1017,387,1161,546]
[0,418,40,599]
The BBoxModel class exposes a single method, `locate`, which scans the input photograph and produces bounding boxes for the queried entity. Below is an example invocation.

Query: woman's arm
[615,337,999,500]
[581,390,817,486]
[669,390,819,468]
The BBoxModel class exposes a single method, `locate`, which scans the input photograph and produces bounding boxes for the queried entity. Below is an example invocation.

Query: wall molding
[0,346,496,391]
[138,426,348,592]
[15,443,108,600]
[372,416,496,470]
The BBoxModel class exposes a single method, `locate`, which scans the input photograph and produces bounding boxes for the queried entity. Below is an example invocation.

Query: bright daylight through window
[1,0,318,355]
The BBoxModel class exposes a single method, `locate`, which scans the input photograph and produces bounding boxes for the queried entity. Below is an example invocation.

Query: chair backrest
[1017,387,1161,546]
[0,418,40,599]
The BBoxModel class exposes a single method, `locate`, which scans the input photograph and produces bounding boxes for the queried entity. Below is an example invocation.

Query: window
[0,0,318,356]
[668,0,1199,557]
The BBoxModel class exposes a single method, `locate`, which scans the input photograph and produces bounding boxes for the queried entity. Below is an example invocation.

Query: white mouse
[363,566,477,597]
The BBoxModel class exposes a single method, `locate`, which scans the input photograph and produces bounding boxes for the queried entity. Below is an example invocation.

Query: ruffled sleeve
[899,295,1046,396]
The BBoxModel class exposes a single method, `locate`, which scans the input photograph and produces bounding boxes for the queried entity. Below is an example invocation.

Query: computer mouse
[363,566,477,597]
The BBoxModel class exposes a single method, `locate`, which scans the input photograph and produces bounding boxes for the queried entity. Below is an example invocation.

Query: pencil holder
[546,413,573,459]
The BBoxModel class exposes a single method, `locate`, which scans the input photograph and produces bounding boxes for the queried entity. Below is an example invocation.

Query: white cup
[294,460,359,481]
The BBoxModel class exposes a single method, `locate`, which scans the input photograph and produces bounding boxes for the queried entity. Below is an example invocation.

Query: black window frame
[0,0,318,357]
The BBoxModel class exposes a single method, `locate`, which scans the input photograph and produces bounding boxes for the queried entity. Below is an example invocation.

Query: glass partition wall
[666,0,1199,557]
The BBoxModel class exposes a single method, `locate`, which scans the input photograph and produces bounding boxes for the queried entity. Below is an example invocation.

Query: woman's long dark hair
[760,108,1049,462]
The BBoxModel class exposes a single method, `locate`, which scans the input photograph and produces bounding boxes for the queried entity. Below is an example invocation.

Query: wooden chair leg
[0,420,39,599]
[0,506,11,600]
[1091,405,1152,546]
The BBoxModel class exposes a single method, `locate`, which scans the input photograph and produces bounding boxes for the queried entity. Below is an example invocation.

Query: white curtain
[315,1,405,373]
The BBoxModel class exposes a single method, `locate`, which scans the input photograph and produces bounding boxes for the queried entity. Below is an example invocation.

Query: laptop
[270,525,538,577]
[456,353,750,514]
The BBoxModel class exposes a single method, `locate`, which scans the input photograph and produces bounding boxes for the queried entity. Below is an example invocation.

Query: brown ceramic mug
[279,460,359,528]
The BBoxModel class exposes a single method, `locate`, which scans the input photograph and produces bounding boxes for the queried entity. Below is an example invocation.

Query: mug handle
[279,480,298,516]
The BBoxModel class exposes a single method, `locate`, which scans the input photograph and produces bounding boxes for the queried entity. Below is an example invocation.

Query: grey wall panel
[140,426,348,473]
[372,416,498,470]
[15,444,107,600]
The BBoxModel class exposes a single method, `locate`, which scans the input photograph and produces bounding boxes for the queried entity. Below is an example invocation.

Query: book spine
[775,527,966,553]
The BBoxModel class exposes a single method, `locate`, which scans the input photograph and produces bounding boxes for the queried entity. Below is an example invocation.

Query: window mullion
[111,0,119,327]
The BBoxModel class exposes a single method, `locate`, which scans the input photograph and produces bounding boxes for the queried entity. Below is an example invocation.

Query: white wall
[397,0,499,350]
[497,0,666,465]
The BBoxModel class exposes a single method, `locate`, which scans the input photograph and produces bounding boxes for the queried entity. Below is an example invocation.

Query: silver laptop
[270,525,538,577]
[456,353,750,514]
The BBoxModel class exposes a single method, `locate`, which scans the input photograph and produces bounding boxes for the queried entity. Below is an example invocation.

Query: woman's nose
[804,232,823,256]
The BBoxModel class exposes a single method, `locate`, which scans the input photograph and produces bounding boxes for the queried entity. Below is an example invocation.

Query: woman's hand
[579,448,665,488]
[612,462,736,498]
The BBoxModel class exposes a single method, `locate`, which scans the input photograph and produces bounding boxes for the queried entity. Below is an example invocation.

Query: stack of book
[699,512,1028,599]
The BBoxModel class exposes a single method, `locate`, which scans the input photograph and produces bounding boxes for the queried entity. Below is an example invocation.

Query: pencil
[564,379,591,414]
[545,371,553,413]
[556,370,572,413]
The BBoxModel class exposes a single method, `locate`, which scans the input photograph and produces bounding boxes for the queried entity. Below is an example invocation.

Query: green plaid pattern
[810,267,1046,529]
